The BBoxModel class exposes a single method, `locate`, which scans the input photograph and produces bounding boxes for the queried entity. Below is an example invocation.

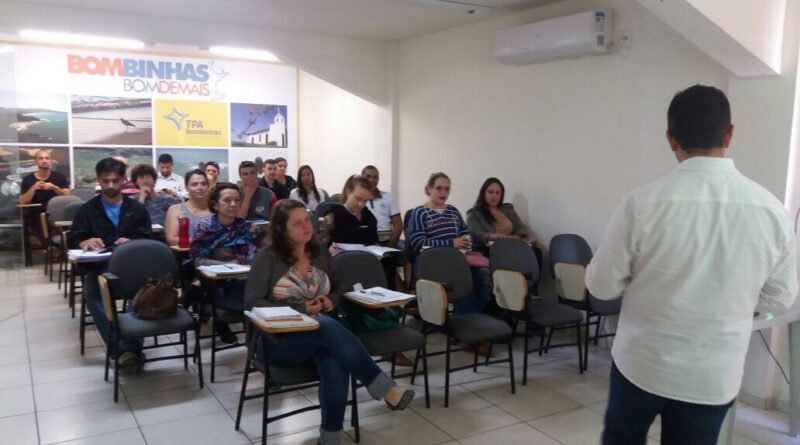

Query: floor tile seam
[21,290,43,445]
[42,426,142,445]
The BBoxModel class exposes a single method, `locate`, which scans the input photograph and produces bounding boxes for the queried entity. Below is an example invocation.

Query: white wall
[394,0,800,411]
[298,71,393,196]
[395,0,729,249]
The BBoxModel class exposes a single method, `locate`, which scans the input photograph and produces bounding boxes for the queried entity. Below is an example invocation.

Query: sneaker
[216,323,238,344]
[116,351,146,374]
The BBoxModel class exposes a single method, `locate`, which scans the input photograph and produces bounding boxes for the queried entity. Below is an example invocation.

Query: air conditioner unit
[495,10,611,65]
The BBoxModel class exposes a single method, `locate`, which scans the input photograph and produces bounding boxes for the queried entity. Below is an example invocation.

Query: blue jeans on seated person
[603,362,734,445]
[255,316,392,434]
[451,267,492,315]
[84,268,143,353]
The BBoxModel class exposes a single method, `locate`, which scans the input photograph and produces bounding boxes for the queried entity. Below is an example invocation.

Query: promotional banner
[0,44,297,197]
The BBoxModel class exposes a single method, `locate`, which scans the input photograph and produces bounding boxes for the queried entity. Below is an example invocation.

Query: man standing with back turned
[586,85,798,444]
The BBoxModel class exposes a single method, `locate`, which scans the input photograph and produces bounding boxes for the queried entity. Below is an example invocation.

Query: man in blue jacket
[69,157,152,371]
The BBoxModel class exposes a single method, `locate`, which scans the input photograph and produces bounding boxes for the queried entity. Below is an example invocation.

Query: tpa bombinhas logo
[163,107,189,130]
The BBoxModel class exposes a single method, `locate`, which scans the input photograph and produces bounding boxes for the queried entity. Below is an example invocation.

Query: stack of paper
[67,249,112,261]
[246,308,319,329]
[334,243,402,258]
[197,264,251,276]
[344,287,416,305]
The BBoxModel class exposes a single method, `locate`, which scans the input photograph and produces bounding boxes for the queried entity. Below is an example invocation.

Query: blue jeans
[256,316,392,432]
[452,267,492,314]
[603,362,734,445]
[84,268,143,353]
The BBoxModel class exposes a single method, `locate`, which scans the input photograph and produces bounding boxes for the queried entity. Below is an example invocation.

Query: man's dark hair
[158,154,173,164]
[239,160,257,174]
[130,163,157,183]
[361,165,378,175]
[95,158,127,177]
[205,161,220,171]
[265,158,277,165]
[667,85,731,152]
[274,157,287,164]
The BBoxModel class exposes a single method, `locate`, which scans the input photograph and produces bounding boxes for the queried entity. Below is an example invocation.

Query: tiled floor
[1,263,797,444]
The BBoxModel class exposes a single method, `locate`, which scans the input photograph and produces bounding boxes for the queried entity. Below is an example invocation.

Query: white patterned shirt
[586,156,798,404]
[155,172,187,199]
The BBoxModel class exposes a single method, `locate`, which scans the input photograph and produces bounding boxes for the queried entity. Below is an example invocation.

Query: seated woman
[244,199,414,445]
[165,169,213,246]
[191,182,264,344]
[407,172,490,315]
[289,165,329,212]
[130,163,182,226]
[467,177,543,292]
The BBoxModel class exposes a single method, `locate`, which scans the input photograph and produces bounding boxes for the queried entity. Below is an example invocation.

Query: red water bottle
[178,215,190,248]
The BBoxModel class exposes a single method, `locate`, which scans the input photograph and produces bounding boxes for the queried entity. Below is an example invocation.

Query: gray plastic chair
[490,239,584,382]
[415,247,514,407]
[333,251,430,407]
[549,234,622,371]
[98,239,202,402]
[43,196,84,281]
[71,187,97,201]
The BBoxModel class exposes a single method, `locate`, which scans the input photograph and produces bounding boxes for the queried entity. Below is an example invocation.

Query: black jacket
[68,195,152,249]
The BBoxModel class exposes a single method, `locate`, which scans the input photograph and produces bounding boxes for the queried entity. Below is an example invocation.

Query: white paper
[253,306,302,320]
[198,264,251,275]
[151,224,164,230]
[345,286,415,304]
[67,249,112,260]
[334,243,401,257]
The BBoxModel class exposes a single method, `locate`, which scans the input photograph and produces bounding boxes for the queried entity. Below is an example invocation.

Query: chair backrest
[492,269,527,312]
[332,251,387,290]
[71,188,97,201]
[417,247,473,302]
[46,195,83,224]
[415,279,448,326]
[553,262,588,302]
[108,239,179,300]
[309,209,320,233]
[62,201,83,223]
[328,193,341,203]
[490,238,539,290]
[548,234,593,276]
[315,202,341,221]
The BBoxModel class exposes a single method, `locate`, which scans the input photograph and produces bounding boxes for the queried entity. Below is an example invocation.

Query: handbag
[132,275,179,319]
[465,251,490,268]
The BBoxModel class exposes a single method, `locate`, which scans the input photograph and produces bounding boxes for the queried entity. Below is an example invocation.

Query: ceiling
[13,0,560,40]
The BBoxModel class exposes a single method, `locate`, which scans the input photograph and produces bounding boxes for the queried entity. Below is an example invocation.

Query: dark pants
[256,316,391,432]
[603,362,734,445]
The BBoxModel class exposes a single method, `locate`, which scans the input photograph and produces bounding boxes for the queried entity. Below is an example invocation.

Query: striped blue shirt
[407,205,469,252]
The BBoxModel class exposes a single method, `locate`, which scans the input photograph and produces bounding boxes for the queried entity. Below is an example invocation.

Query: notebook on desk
[197,264,251,276]
[67,249,113,261]
[344,286,416,305]
[246,308,319,329]
[334,243,401,258]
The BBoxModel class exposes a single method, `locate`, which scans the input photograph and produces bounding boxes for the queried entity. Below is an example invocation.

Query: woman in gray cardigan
[466,177,543,292]
[243,199,414,445]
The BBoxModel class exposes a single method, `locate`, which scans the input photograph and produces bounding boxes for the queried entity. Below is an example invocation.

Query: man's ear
[722,125,734,149]
[666,130,681,153]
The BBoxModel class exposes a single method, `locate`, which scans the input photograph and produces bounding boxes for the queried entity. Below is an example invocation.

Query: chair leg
[211,316,217,383]
[235,341,254,430]
[113,346,120,403]
[594,315,602,346]
[544,327,555,353]
[183,331,188,370]
[444,336,452,408]
[261,380,269,445]
[584,315,592,372]
[350,376,360,442]
[421,345,430,408]
[523,324,530,386]
[485,343,492,366]
[411,347,421,386]
[472,347,479,373]
[538,329,545,356]
[576,323,584,374]
[390,353,397,379]
[507,339,516,394]
[104,342,111,382]
[195,325,204,388]
[80,295,86,355]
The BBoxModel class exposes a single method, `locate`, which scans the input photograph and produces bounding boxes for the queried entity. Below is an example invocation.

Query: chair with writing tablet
[490,238,584,381]
[333,251,430,408]
[549,234,621,371]
[98,239,203,402]
[415,247,515,407]
[43,195,83,281]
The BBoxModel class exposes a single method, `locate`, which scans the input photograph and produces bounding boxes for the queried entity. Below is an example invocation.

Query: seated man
[69,158,153,370]
[130,163,182,226]
[238,160,276,221]
[19,149,70,244]
[155,153,187,199]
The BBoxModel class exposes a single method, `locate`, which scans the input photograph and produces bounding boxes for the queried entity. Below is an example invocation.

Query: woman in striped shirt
[407,172,491,316]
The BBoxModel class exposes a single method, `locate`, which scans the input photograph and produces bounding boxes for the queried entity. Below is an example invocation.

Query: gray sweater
[466,203,530,248]
[243,248,343,313]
